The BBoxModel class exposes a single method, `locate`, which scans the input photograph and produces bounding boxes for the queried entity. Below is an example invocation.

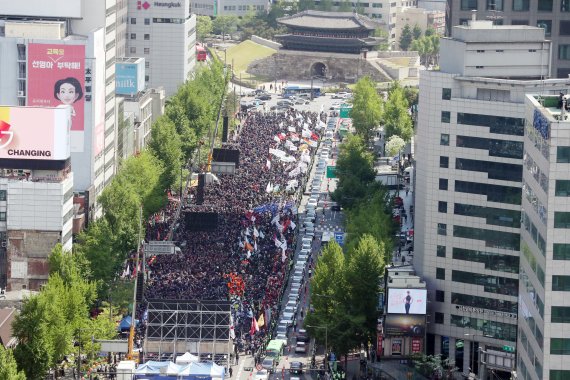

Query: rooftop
[451,18,547,42]
[531,94,570,122]
[277,10,381,30]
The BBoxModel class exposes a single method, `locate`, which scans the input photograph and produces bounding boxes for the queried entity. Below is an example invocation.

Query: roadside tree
[385,135,406,157]
[384,82,413,141]
[351,76,383,144]
[196,15,213,41]
[399,24,413,50]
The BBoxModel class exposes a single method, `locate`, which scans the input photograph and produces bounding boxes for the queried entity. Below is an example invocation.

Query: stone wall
[247,51,391,83]
[250,35,282,50]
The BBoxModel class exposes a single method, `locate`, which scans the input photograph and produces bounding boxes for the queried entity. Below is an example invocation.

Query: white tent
[176,352,200,364]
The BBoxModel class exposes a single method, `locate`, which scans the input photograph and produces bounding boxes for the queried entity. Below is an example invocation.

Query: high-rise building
[517,94,570,380]
[445,1,570,78]
[414,19,570,379]
[125,0,196,96]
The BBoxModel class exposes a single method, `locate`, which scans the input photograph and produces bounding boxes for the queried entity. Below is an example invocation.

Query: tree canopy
[399,24,413,51]
[196,15,213,41]
[351,76,383,145]
[384,82,413,141]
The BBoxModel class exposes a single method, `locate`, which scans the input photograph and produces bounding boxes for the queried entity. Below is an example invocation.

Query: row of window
[518,325,543,378]
[521,240,546,287]
[130,33,151,40]
[460,0,570,12]
[453,203,521,228]
[456,135,523,159]
[454,180,522,205]
[449,314,517,341]
[456,112,525,136]
[524,154,549,195]
[451,291,518,313]
[522,212,546,256]
[520,267,545,318]
[452,247,520,273]
[450,269,519,296]
[456,158,522,182]
[129,47,151,55]
[454,225,521,250]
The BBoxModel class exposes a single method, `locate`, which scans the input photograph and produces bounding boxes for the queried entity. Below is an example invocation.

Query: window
[561,21,570,35]
[145,18,151,25]
[460,0,477,10]
[435,312,444,324]
[440,134,449,146]
[554,244,570,260]
[457,113,524,136]
[439,178,448,190]
[144,34,150,40]
[538,0,553,11]
[456,158,522,182]
[451,292,518,313]
[144,47,150,54]
[556,180,570,196]
[551,338,570,355]
[558,147,570,162]
[453,225,520,250]
[441,111,451,123]
[552,307,570,323]
[130,17,136,24]
[555,212,570,228]
[145,61,150,69]
[440,156,449,168]
[486,0,503,9]
[436,291,445,302]
[0,190,6,201]
[0,212,5,221]
[553,276,570,291]
[551,370,570,379]
[438,223,447,235]
[560,45,570,60]
[450,314,517,341]
[453,247,519,273]
[455,180,521,205]
[511,19,529,25]
[512,0,529,10]
[438,201,448,213]
[456,135,523,159]
[538,20,552,36]
[130,47,136,54]
[145,75,149,81]
[454,203,520,228]
[563,0,570,11]
[436,267,446,280]
[130,33,136,39]
[437,245,446,257]
[452,270,519,296]
[442,88,451,100]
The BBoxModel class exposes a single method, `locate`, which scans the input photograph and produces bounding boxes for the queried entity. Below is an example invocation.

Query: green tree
[338,0,352,11]
[148,116,183,191]
[351,76,383,144]
[48,243,91,283]
[212,15,238,39]
[318,0,334,11]
[298,0,316,10]
[196,15,213,41]
[331,135,378,209]
[425,26,436,37]
[0,345,26,380]
[399,24,413,50]
[344,234,386,345]
[384,82,413,141]
[385,135,406,157]
[373,28,390,51]
[412,24,422,40]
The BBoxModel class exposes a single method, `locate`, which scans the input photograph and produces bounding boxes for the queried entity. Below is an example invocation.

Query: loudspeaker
[222,116,229,143]
[212,148,240,168]
[196,173,205,205]
[185,211,218,231]
[136,272,144,302]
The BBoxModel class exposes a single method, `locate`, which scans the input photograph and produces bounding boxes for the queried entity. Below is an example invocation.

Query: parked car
[295,342,307,354]
[255,370,269,380]
[290,361,304,374]
[262,358,277,373]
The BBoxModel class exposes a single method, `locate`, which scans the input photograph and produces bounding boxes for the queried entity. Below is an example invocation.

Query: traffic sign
[326,165,336,179]
[502,345,516,353]
[334,232,345,246]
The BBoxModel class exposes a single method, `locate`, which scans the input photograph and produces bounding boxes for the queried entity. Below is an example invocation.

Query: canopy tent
[118,316,139,332]
[134,361,225,380]
[176,352,200,364]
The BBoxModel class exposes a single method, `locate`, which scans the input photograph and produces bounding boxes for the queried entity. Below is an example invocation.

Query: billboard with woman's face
[27,43,85,134]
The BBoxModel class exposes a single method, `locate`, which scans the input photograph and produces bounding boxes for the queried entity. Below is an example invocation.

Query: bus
[196,44,207,61]
[265,339,286,363]
[282,85,321,99]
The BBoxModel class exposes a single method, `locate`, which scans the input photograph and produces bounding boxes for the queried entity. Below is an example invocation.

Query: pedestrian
[229,367,233,378]
[402,256,406,264]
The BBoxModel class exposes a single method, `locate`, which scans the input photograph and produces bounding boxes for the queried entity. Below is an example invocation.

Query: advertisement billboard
[0,106,70,160]
[384,314,425,337]
[387,288,427,315]
[28,44,85,135]
[115,60,145,95]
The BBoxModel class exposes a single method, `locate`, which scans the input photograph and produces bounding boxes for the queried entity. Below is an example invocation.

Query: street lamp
[464,333,491,379]
[305,324,328,357]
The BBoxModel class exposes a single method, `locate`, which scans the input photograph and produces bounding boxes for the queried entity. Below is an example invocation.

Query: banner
[412,338,422,354]
[28,44,85,132]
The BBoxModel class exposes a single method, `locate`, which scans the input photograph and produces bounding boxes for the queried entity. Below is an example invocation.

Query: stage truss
[144,299,233,367]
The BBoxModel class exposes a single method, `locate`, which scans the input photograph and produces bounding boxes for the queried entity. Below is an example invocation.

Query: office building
[516,94,570,380]
[126,0,196,96]
[445,2,570,78]
[414,19,570,379]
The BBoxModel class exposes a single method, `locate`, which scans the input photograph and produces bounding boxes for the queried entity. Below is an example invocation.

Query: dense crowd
[143,108,326,353]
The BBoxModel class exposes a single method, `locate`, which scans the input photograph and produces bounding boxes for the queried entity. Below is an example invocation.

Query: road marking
[236,353,245,380]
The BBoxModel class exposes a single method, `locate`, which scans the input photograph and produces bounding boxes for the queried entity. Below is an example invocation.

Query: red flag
[250,316,259,335]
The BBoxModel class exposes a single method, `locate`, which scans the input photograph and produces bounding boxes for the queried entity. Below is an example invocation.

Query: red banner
[412,337,422,353]
[377,334,383,356]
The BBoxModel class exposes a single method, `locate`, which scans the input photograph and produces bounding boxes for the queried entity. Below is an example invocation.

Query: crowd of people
[142,108,326,355]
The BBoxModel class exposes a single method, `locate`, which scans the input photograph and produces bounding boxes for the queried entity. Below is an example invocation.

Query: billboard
[384,314,425,337]
[387,288,427,315]
[28,44,85,135]
[0,0,82,18]
[115,60,145,95]
[0,106,70,160]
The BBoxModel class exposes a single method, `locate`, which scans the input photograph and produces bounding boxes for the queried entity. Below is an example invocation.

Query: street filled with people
[142,108,326,356]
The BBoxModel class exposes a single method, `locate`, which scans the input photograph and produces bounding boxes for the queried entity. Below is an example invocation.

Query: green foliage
[338,0,352,11]
[331,135,378,209]
[298,0,316,11]
[372,28,390,51]
[212,15,238,38]
[148,116,183,191]
[384,82,413,141]
[410,34,440,66]
[197,15,213,41]
[399,24,413,50]
[413,353,458,379]
[412,24,422,40]
[425,26,436,37]
[319,0,334,10]
[351,76,383,144]
[385,135,406,157]
[0,345,26,380]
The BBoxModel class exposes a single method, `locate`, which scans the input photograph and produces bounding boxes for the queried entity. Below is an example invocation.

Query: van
[277,100,294,107]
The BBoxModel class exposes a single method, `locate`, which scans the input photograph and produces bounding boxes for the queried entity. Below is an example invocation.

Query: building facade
[446,1,570,78]
[125,0,196,96]
[394,7,445,48]
[190,0,267,16]
[516,94,570,380]
[414,20,570,379]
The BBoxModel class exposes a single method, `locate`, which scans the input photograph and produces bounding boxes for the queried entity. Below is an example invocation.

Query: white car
[255,370,270,380]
